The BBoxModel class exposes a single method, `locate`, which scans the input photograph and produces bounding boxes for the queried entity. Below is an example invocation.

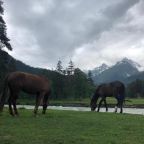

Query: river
[10,105,144,115]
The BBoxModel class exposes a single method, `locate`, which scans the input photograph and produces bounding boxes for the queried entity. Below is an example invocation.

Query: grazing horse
[90,81,125,113]
[0,71,51,116]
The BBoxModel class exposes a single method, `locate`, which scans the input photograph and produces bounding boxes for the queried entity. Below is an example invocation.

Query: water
[10,105,144,115]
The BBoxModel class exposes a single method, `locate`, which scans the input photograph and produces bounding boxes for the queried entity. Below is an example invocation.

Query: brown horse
[90,81,125,113]
[0,71,51,116]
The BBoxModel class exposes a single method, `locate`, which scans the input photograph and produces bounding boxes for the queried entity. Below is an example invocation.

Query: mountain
[125,71,144,84]
[116,58,143,72]
[15,59,45,74]
[0,49,49,75]
[91,63,109,77]
[91,58,143,84]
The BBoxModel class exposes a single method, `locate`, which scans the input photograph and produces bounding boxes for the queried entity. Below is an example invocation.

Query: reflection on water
[13,105,144,115]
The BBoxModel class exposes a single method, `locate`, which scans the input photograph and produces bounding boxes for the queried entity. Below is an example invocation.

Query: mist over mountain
[89,58,144,84]
[91,63,109,77]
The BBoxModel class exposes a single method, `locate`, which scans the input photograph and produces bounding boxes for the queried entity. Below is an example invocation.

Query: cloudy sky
[3,0,144,70]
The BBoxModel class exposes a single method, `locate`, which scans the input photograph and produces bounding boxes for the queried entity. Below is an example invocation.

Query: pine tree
[0,0,12,50]
[87,70,94,85]
[56,60,63,74]
[67,59,74,75]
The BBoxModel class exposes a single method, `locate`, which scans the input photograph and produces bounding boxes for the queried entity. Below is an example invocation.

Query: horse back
[97,81,125,97]
[98,84,113,96]
[7,71,50,94]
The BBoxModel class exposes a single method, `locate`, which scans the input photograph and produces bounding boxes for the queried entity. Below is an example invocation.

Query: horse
[90,81,125,113]
[0,71,51,116]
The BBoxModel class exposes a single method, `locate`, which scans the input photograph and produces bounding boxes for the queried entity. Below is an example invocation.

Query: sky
[3,0,144,70]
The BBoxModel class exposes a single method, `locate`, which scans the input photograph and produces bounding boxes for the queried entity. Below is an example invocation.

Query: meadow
[0,109,144,144]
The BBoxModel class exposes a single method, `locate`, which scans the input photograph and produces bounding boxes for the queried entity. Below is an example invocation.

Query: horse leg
[97,97,104,112]
[8,96,14,116]
[34,93,44,115]
[119,100,123,114]
[42,93,49,114]
[104,99,108,112]
[114,102,118,113]
[115,100,123,113]
[12,94,19,116]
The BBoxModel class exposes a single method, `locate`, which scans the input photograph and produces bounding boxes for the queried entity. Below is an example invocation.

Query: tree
[67,59,74,75]
[73,68,94,99]
[87,70,94,85]
[0,50,15,93]
[0,1,12,51]
[56,60,63,74]
[127,79,144,98]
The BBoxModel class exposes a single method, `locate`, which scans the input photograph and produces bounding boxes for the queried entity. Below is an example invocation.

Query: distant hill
[0,49,51,75]
[0,50,15,91]
[90,58,144,84]
[15,59,47,74]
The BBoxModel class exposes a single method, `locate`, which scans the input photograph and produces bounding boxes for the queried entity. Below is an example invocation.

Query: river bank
[5,104,144,115]
[18,97,144,108]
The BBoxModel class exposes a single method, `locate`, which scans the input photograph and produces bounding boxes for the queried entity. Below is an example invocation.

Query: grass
[0,109,144,144]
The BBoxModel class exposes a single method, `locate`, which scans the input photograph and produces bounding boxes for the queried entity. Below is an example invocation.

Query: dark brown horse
[0,71,51,116]
[90,81,125,113]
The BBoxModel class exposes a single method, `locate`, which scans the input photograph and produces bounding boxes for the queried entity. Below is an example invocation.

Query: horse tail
[0,74,9,112]
[124,99,132,103]
[121,84,126,104]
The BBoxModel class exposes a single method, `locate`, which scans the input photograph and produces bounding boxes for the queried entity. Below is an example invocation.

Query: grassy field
[0,109,144,144]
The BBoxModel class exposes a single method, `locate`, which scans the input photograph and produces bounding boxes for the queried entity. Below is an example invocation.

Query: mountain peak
[100,63,109,69]
[116,57,143,71]
[92,63,109,76]
[90,58,144,84]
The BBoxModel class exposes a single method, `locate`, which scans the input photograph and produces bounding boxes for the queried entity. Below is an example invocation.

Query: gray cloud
[4,0,143,70]
[103,0,140,18]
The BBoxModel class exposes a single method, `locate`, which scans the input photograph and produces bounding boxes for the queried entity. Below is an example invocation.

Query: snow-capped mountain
[116,58,143,72]
[90,58,143,84]
[92,63,109,76]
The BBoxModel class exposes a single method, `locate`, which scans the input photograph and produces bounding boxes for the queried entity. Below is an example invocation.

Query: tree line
[42,67,95,100]
[0,50,95,100]
[126,79,144,98]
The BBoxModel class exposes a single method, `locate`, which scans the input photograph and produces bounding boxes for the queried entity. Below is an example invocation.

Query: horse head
[90,94,98,111]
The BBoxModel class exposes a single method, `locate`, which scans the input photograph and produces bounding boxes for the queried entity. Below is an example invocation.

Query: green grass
[0,109,144,144]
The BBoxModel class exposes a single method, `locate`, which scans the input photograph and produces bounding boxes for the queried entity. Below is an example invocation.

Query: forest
[0,49,95,100]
